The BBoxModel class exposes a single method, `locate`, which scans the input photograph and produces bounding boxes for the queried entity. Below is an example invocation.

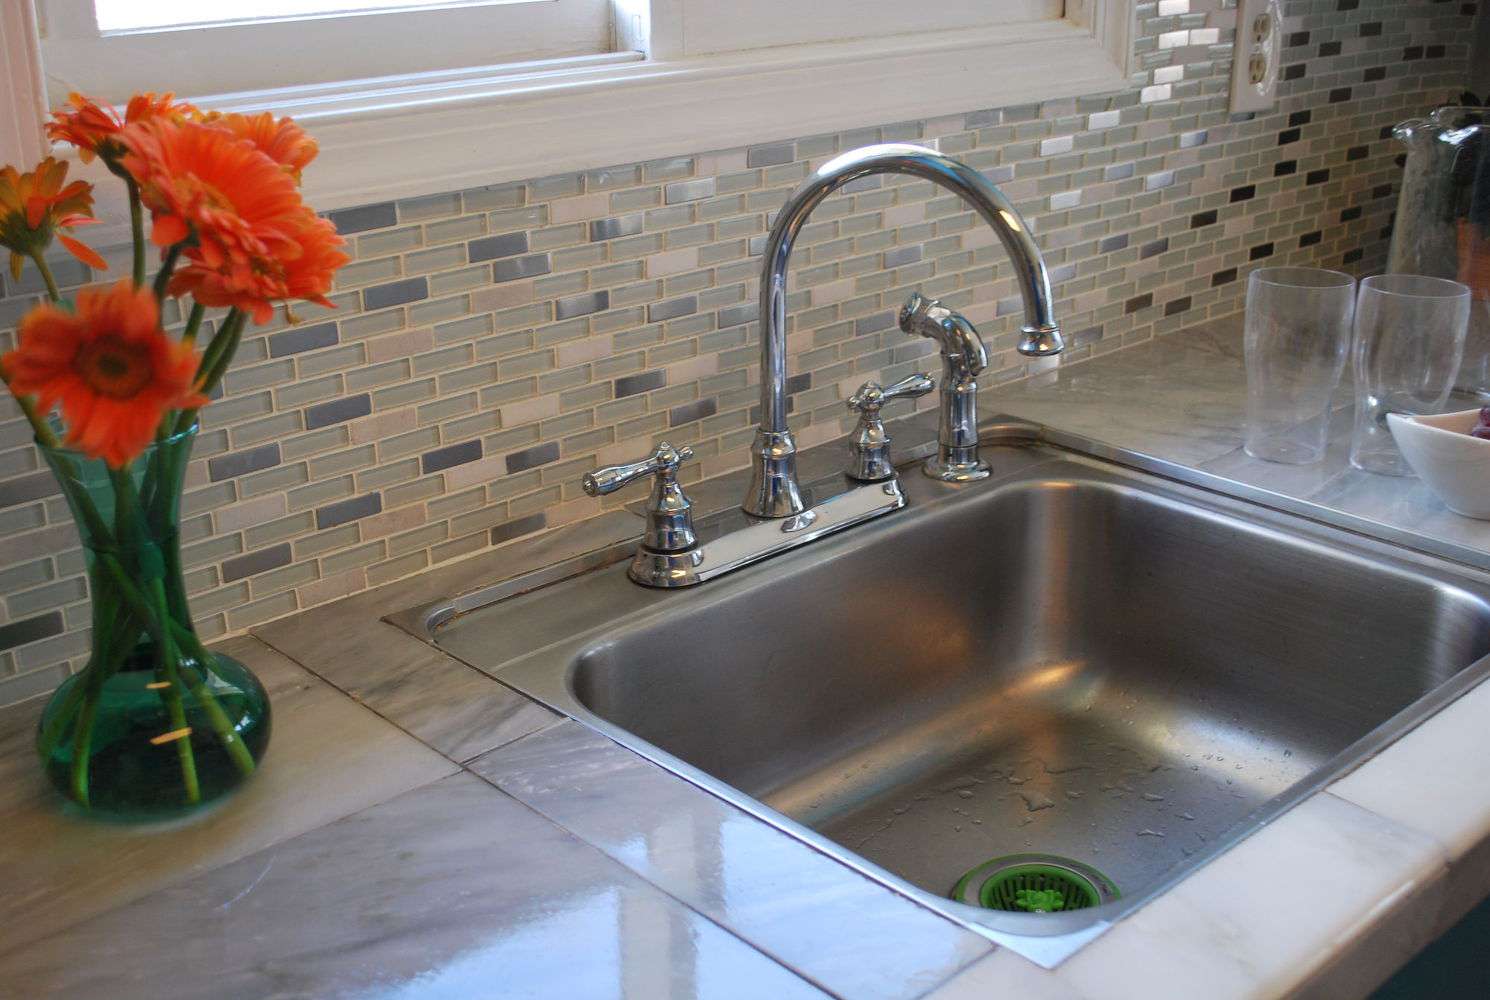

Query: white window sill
[63,14,1131,240]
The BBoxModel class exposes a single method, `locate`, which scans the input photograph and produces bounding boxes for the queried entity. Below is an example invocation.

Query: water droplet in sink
[1017,792,1056,811]
[1137,829,1166,838]
[1007,775,1028,785]
[893,805,909,815]
[956,789,974,799]
[1142,793,1165,802]
[1066,790,1084,799]
[1179,812,1196,821]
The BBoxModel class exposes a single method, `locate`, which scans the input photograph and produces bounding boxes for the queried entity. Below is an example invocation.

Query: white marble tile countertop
[4,315,1490,999]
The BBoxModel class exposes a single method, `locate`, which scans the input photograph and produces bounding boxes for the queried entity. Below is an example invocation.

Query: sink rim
[396,444,1490,966]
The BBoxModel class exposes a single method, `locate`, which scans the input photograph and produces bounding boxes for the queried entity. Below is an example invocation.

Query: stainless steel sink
[400,440,1490,964]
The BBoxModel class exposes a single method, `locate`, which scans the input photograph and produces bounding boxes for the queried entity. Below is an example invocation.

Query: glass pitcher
[1388,104,1490,395]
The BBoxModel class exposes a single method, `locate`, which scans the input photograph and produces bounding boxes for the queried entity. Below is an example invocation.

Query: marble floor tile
[0,635,457,952]
[255,619,560,762]
[468,720,991,1000]
[1056,792,1448,1000]
[1331,675,1490,862]
[921,948,1090,999]
[0,772,829,1000]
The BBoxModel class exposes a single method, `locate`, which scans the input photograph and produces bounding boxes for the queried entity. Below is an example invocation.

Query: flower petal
[58,234,108,271]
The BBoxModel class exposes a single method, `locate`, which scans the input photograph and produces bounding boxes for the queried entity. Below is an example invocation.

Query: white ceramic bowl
[1387,408,1490,518]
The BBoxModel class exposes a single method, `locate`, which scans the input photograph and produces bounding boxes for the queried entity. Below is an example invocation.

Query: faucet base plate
[924,457,992,482]
[630,478,906,588]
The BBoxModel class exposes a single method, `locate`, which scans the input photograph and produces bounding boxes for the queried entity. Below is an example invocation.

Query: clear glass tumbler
[1243,267,1357,464]
[1350,274,1473,475]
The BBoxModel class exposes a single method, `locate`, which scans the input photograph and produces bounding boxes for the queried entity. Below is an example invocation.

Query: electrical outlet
[1229,0,1282,113]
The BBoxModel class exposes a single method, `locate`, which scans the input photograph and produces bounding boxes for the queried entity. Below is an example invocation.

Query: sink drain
[951,854,1119,913]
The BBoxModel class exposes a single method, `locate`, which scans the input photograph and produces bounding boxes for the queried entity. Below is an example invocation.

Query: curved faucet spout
[744,143,1062,518]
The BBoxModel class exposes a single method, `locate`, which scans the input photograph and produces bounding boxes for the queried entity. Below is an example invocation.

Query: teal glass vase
[34,426,270,819]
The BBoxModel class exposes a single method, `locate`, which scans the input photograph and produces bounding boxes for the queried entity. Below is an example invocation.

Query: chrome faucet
[744,142,1063,517]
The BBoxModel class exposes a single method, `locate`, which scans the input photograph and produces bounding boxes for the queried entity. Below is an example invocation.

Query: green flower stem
[180,302,206,348]
[125,176,146,289]
[152,241,183,302]
[26,251,61,302]
[173,309,244,436]
[68,661,107,806]
[68,486,257,781]
[150,580,200,804]
[37,605,136,765]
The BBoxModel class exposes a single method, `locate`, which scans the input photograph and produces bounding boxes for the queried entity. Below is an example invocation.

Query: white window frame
[38,1,621,99]
[2,0,1133,241]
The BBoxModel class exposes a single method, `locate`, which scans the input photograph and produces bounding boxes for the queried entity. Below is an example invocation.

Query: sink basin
[411,443,1490,963]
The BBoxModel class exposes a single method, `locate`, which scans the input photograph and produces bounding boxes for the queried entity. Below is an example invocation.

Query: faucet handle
[582,442,697,555]
[582,442,694,497]
[847,373,935,415]
[845,373,934,482]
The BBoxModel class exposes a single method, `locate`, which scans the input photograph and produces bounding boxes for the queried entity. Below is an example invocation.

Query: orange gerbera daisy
[171,207,346,322]
[121,117,305,256]
[0,157,106,280]
[199,111,318,183]
[1,281,205,467]
[46,92,196,164]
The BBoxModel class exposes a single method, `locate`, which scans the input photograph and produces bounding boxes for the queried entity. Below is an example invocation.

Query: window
[669,0,1064,57]
[38,0,622,99]
[8,0,1132,219]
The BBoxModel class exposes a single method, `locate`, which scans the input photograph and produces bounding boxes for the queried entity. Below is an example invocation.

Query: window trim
[37,0,618,100]
[4,1,1133,246]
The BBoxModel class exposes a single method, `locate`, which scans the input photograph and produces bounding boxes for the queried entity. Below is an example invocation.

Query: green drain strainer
[951,854,1119,913]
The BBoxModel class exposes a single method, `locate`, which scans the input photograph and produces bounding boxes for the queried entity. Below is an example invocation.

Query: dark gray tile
[669,398,717,427]
[493,253,551,283]
[664,178,715,204]
[490,512,547,545]
[208,443,282,482]
[1125,293,1153,314]
[554,290,609,320]
[0,611,62,651]
[647,296,697,322]
[269,322,338,358]
[469,232,529,262]
[422,439,483,475]
[883,245,922,268]
[328,203,397,234]
[747,143,796,168]
[786,372,811,395]
[363,278,428,311]
[615,370,666,398]
[221,543,292,583]
[588,215,643,242]
[1140,238,1169,260]
[718,303,757,329]
[504,443,560,475]
[305,393,372,431]
[0,472,56,509]
[316,493,382,530]
[1099,233,1130,253]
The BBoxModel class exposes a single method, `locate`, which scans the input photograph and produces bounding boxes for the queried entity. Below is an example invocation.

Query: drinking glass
[1243,267,1357,464]
[1350,274,1473,475]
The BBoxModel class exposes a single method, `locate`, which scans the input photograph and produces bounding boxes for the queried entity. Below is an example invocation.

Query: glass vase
[34,425,270,819]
